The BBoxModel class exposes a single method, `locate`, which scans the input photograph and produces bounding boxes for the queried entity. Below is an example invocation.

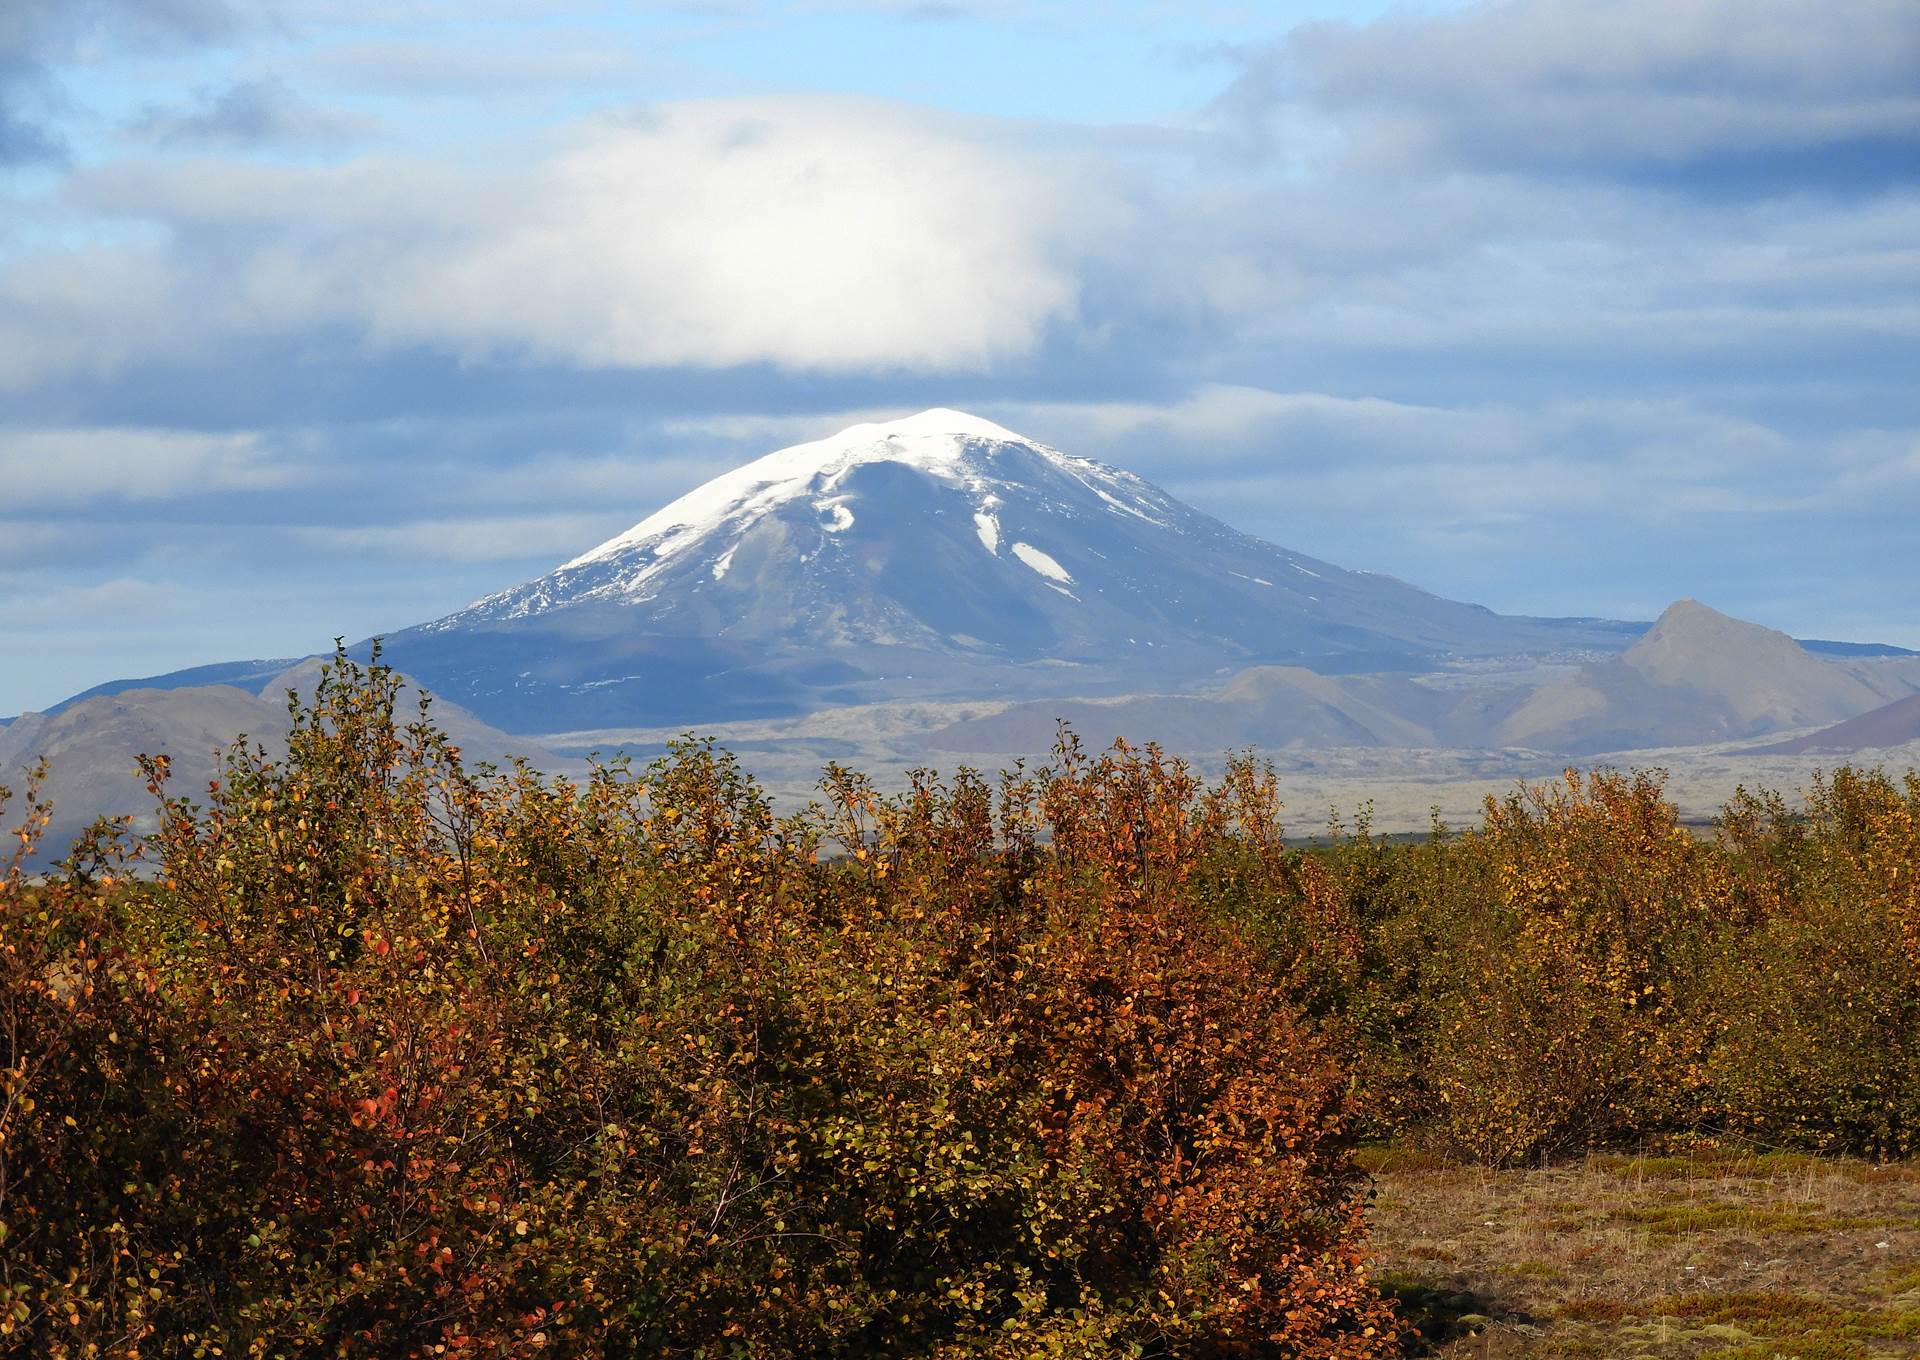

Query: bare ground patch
[1364,1148,1920,1358]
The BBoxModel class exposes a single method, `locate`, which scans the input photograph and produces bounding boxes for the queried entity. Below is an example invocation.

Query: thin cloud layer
[1221,0,1920,192]
[131,77,371,148]
[0,427,292,507]
[0,0,241,163]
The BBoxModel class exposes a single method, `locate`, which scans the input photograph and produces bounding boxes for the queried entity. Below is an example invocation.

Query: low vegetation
[2,648,1917,1356]
[1368,1148,1920,1358]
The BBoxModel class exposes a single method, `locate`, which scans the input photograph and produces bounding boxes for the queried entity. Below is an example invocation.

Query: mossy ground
[1364,1147,1920,1358]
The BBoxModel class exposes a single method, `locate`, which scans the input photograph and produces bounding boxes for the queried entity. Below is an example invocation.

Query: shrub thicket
[1702,770,1920,1158]
[0,655,1394,1359]
[6,647,1919,1354]
[1264,767,1920,1167]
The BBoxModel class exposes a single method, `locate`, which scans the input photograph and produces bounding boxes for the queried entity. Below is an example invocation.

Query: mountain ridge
[359,409,1644,731]
[25,411,1913,742]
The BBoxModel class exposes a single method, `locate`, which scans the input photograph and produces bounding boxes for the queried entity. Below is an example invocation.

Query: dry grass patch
[1367,1150,1920,1357]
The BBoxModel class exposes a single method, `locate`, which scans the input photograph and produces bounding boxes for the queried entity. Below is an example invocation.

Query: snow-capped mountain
[442,409,1145,629]
[29,409,1920,854]
[360,408,1638,731]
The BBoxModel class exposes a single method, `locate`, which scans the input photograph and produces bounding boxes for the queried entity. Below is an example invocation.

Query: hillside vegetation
[3,650,1918,1358]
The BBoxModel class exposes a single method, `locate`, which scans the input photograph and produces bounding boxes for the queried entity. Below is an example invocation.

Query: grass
[1367,1147,1920,1358]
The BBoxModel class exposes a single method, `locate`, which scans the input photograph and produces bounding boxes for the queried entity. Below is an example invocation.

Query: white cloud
[644,386,1916,538]
[0,574,179,624]
[386,99,1091,371]
[1008,386,1497,459]
[42,97,1099,378]
[444,450,768,518]
[10,70,1914,403]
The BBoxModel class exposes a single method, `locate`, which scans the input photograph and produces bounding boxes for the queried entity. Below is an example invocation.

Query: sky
[1,0,1917,715]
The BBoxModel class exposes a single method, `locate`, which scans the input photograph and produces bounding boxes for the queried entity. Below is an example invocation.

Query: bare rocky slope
[1493,600,1920,753]
[1748,692,1920,755]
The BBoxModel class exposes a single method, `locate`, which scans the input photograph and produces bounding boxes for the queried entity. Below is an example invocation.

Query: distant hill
[927,667,1468,755]
[1799,639,1919,659]
[0,665,561,868]
[12,599,1916,860]
[1492,600,1920,754]
[925,602,1920,761]
[42,657,301,717]
[1747,693,1920,755]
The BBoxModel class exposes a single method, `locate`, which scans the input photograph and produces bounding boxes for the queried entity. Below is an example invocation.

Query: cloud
[1003,383,1902,525]
[0,0,241,165]
[0,426,293,505]
[0,574,179,624]
[658,405,924,447]
[14,97,1099,383]
[362,99,1092,371]
[295,512,624,563]
[0,245,196,392]
[130,77,370,148]
[0,519,67,564]
[302,34,684,98]
[447,449,735,514]
[10,53,1912,415]
[1219,0,1920,195]
[0,54,63,165]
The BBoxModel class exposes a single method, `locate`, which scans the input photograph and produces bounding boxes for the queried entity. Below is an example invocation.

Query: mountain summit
[442,407,1166,628]
[362,408,1636,731]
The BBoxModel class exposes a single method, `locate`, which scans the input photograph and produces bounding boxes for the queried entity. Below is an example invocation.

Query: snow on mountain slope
[563,410,1025,573]
[447,408,1169,625]
[363,408,1638,731]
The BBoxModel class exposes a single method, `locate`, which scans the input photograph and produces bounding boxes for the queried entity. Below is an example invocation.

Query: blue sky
[2,0,1916,714]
